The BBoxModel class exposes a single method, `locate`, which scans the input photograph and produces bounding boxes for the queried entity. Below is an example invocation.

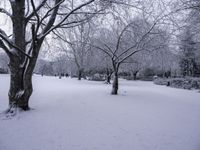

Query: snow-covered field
[0,74,200,150]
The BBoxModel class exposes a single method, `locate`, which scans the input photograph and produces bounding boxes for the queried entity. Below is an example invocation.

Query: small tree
[61,23,92,80]
[92,17,166,94]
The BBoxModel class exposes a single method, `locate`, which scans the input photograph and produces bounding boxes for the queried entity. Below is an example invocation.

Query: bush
[139,68,156,81]
[154,77,200,90]
[87,73,105,81]
[0,68,8,74]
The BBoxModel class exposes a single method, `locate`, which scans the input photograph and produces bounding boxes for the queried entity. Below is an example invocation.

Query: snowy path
[0,75,200,150]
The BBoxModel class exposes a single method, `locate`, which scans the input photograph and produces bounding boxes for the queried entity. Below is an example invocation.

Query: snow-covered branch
[41,0,96,38]
[26,0,47,22]
[0,29,31,58]
[0,7,12,17]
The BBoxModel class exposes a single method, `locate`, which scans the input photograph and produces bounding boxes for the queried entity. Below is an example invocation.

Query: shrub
[154,77,200,90]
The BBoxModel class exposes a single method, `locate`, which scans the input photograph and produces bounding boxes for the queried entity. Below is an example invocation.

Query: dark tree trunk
[6,0,30,112]
[7,0,41,112]
[78,69,84,80]
[8,63,32,111]
[78,70,82,80]
[8,46,40,112]
[105,68,112,84]
[106,75,111,84]
[132,71,138,80]
[111,72,118,95]
[133,73,137,80]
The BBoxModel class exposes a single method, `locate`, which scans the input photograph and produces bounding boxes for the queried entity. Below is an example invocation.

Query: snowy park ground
[0,74,200,150]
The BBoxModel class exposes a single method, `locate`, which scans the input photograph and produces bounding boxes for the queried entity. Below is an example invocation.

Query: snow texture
[0,74,200,150]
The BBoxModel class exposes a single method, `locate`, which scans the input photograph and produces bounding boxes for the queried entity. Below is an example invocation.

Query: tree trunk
[132,71,138,80]
[8,63,32,111]
[78,70,82,80]
[133,73,137,80]
[111,72,118,95]
[8,50,40,112]
[106,75,111,84]
[105,68,112,84]
[6,0,31,112]
[78,69,84,80]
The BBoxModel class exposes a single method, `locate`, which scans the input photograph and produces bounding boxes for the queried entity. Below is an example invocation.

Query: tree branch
[40,0,64,38]
[0,29,31,58]
[41,0,95,38]
[26,0,47,22]
[0,40,12,57]
[117,22,158,63]
[0,8,12,18]
[114,22,134,56]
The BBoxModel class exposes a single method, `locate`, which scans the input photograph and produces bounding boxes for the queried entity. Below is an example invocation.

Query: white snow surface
[0,74,200,150]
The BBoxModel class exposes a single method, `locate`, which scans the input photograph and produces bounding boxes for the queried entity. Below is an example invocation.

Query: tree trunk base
[0,105,30,119]
[111,73,118,95]
[111,93,118,95]
[111,89,118,95]
[105,82,111,84]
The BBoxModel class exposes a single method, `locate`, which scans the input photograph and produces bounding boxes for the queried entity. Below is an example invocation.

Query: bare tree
[0,0,106,114]
[57,22,92,80]
[53,54,68,78]
[92,17,167,95]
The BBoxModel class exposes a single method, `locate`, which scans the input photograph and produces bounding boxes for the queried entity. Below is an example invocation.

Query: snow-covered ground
[0,74,200,150]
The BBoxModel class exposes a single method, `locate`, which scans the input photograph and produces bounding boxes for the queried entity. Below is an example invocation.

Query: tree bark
[8,62,31,111]
[111,72,119,95]
[8,46,40,112]
[78,70,82,80]
[6,0,31,112]
[106,75,111,84]
[8,75,33,111]
[78,69,84,80]
[132,71,138,80]
[105,68,112,84]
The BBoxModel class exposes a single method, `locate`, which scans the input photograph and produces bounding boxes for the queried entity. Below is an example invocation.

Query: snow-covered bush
[87,73,105,81]
[154,78,170,85]
[154,77,200,90]
[138,68,156,81]
[0,68,8,74]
